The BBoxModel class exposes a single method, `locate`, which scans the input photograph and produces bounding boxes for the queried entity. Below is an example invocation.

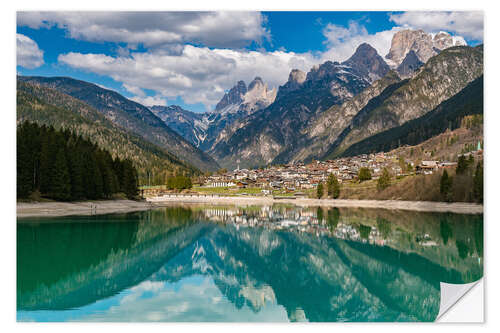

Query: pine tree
[123,159,138,199]
[358,167,372,182]
[17,122,44,197]
[327,173,340,198]
[316,182,324,199]
[332,175,340,198]
[16,123,34,198]
[456,155,468,175]
[473,161,483,203]
[185,176,192,189]
[113,158,125,192]
[91,155,104,199]
[39,131,54,195]
[468,154,475,168]
[440,169,453,202]
[50,147,71,201]
[67,144,86,200]
[96,150,119,198]
[377,168,391,191]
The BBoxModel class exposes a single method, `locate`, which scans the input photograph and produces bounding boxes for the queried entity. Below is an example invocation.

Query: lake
[17,204,483,322]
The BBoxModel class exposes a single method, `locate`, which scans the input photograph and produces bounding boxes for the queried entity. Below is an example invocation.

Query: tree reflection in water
[17,205,483,322]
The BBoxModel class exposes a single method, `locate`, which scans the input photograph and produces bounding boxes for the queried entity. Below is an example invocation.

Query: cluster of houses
[415,160,457,174]
[201,151,466,191]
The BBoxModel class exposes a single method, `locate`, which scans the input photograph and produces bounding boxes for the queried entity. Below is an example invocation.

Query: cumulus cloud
[17,11,270,48]
[16,33,44,69]
[122,83,146,97]
[389,11,483,41]
[320,21,402,62]
[58,46,318,109]
[130,95,168,107]
[23,11,480,111]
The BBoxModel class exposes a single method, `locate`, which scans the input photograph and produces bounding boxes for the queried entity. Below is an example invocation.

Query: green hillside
[18,76,220,172]
[17,80,199,184]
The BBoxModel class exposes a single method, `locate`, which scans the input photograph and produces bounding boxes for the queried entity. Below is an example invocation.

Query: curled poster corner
[436,278,483,322]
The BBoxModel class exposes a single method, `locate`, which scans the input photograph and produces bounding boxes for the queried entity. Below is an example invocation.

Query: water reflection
[17,205,483,322]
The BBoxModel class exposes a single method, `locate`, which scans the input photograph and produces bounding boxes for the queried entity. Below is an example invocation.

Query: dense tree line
[17,82,199,187]
[17,122,138,201]
[440,156,483,203]
[166,175,192,190]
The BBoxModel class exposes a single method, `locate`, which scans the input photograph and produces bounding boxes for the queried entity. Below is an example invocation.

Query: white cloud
[130,95,168,107]
[16,33,44,69]
[389,11,483,41]
[28,12,480,111]
[320,21,402,62]
[58,46,318,109]
[51,19,414,111]
[123,83,168,106]
[17,11,270,48]
[123,83,146,97]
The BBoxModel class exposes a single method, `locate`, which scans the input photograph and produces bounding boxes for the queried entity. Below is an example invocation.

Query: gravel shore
[17,200,153,218]
[16,195,483,218]
[147,195,483,214]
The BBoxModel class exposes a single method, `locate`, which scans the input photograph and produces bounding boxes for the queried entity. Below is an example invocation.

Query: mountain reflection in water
[17,205,483,322]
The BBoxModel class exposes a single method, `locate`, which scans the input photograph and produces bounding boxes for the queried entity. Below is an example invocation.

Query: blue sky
[16,11,483,113]
[263,11,398,53]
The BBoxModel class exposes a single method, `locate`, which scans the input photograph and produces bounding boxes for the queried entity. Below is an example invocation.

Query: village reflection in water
[17,205,483,322]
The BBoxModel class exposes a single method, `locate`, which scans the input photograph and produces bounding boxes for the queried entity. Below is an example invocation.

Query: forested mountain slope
[283,71,403,164]
[341,76,483,156]
[18,76,220,172]
[17,80,199,182]
[326,45,483,159]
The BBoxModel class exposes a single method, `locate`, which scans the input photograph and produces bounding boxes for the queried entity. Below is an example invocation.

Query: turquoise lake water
[17,204,483,322]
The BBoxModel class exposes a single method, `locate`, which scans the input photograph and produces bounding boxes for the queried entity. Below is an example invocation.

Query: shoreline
[17,199,153,219]
[17,195,483,218]
[147,195,483,214]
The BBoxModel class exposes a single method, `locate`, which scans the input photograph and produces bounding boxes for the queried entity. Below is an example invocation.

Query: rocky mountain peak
[235,80,247,91]
[248,76,264,91]
[276,69,307,100]
[151,105,183,113]
[386,29,433,66]
[347,42,379,59]
[433,31,466,50]
[305,61,341,82]
[215,80,247,112]
[288,69,307,84]
[396,50,424,78]
[243,77,277,109]
[342,43,391,82]
[213,76,276,117]
[386,29,468,67]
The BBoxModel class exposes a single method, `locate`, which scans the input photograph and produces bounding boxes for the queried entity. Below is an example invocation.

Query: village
[200,151,468,193]
[139,140,483,201]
